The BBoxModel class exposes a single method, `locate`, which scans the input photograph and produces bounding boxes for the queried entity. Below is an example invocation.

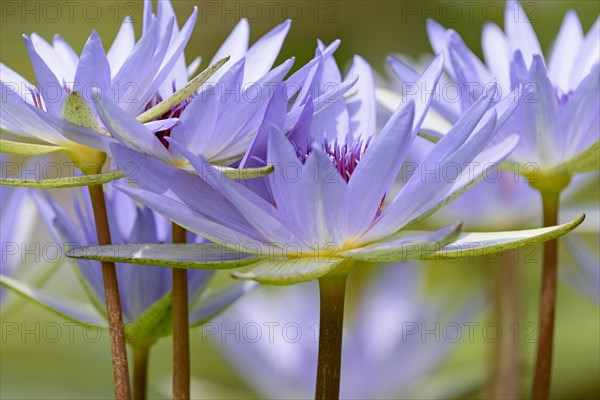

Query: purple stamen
[144,81,196,149]
[27,87,45,111]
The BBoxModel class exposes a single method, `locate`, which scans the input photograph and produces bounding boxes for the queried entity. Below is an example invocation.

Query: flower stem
[315,274,347,400]
[172,223,190,400]
[488,250,520,399]
[531,190,561,400]
[88,183,131,400]
[133,345,150,400]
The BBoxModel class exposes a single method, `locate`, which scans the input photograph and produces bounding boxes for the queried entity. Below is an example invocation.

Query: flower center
[28,84,71,111]
[144,83,195,148]
[294,135,373,183]
[556,88,573,111]
[294,134,386,220]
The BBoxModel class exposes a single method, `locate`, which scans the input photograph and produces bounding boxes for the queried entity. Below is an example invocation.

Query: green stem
[531,190,561,400]
[172,223,190,400]
[88,183,131,400]
[133,346,150,400]
[315,274,347,400]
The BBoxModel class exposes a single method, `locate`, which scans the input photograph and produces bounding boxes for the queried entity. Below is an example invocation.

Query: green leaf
[214,165,274,179]
[0,275,107,327]
[231,258,345,286]
[424,214,586,260]
[0,170,124,188]
[137,56,230,124]
[66,243,259,269]
[0,139,62,156]
[62,92,100,130]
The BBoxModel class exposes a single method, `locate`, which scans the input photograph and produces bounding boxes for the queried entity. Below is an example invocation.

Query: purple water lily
[65,48,575,287]
[0,155,63,308]
[389,0,599,177]
[0,0,197,167]
[0,185,37,304]
[0,186,255,344]
[85,37,358,171]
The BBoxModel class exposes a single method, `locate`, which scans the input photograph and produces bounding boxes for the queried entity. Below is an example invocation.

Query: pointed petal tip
[278,19,292,30]
[426,19,443,29]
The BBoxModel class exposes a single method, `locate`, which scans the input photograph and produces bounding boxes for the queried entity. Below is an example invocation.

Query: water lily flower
[394,6,597,396]
[388,0,599,182]
[82,36,357,173]
[210,263,482,399]
[0,186,255,345]
[0,0,203,176]
[69,49,582,283]
[403,141,599,230]
[0,156,62,310]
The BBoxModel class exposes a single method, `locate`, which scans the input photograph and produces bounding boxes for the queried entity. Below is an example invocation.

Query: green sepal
[340,224,462,262]
[0,139,62,156]
[424,214,586,260]
[137,56,230,124]
[213,165,274,179]
[231,258,345,286]
[547,140,599,176]
[0,170,125,188]
[61,92,100,130]
[417,131,442,144]
[126,292,173,346]
[60,92,107,170]
[66,243,259,269]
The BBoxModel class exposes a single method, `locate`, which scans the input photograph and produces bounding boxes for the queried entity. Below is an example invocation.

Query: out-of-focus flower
[389,0,599,180]
[400,138,600,230]
[210,263,482,399]
[0,186,254,345]
[0,156,62,310]
[563,235,600,304]
[0,0,199,169]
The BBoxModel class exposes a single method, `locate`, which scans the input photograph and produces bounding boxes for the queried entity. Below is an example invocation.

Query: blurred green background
[1,0,599,399]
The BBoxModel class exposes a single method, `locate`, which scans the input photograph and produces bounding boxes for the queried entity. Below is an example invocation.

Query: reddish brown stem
[88,184,131,400]
[315,274,347,400]
[172,223,190,400]
[531,191,560,400]
[133,345,150,400]
[488,250,520,399]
